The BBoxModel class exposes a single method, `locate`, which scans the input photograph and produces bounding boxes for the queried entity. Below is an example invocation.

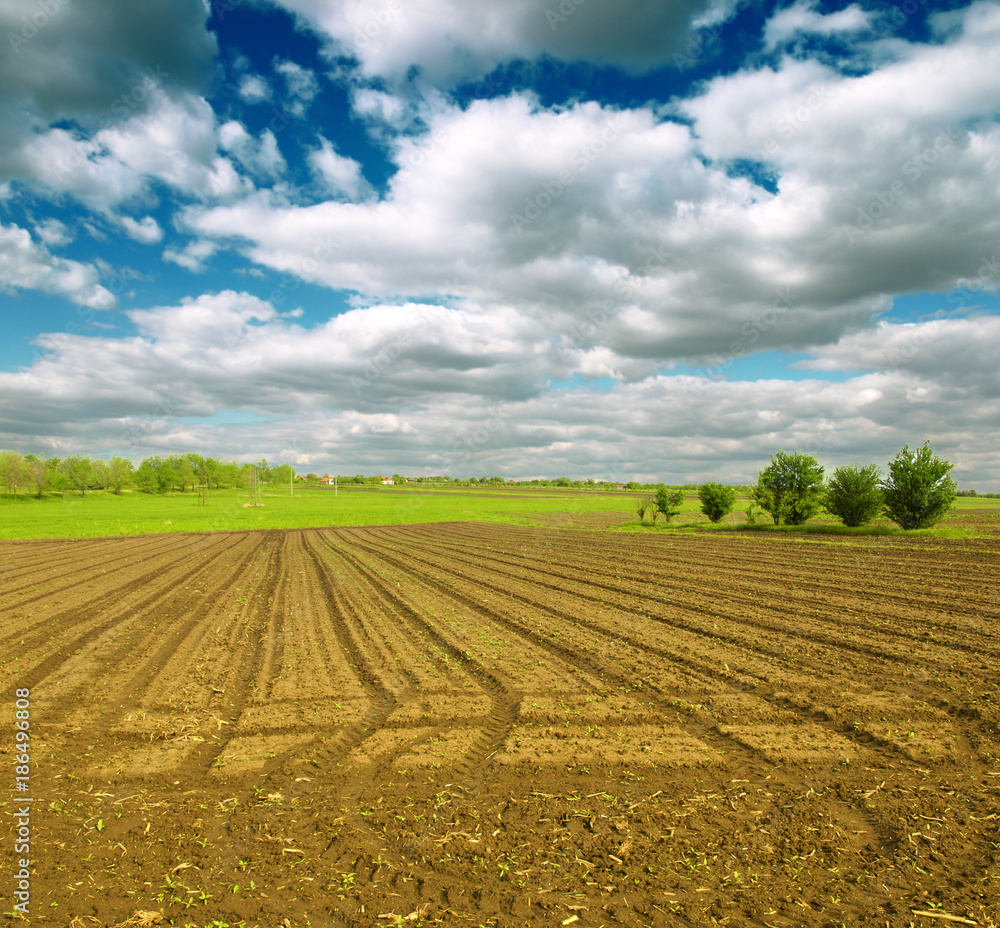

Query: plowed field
[2,523,999,927]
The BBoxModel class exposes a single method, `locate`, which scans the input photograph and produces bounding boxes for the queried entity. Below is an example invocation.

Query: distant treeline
[1,450,992,500]
[0,451,701,499]
[0,451,291,499]
[333,474,702,490]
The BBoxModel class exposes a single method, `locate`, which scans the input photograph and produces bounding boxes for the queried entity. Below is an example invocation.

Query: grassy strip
[620,519,980,539]
[0,485,631,539]
[0,486,994,540]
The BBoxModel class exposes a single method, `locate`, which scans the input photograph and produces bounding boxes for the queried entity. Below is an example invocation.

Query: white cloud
[118,215,164,244]
[0,0,216,214]
[219,121,287,180]
[265,0,717,84]
[238,74,273,103]
[350,88,411,129]
[12,87,249,213]
[274,59,319,115]
[163,240,219,273]
[799,315,1000,398]
[184,58,1000,370]
[307,137,370,198]
[190,96,708,310]
[1,291,998,483]
[128,290,277,340]
[764,1,871,51]
[0,221,116,310]
[34,218,74,248]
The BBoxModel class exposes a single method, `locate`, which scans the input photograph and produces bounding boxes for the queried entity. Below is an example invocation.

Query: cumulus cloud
[0,0,215,122]
[9,86,251,213]
[0,221,116,310]
[237,73,273,103]
[799,315,1000,397]
[189,97,708,307]
[264,0,717,84]
[307,137,371,198]
[0,0,216,214]
[763,1,871,50]
[219,121,288,180]
[118,215,164,244]
[34,218,74,247]
[350,88,412,130]
[1,291,998,482]
[0,0,265,220]
[0,291,544,429]
[185,12,1000,367]
[274,59,319,115]
[163,240,219,273]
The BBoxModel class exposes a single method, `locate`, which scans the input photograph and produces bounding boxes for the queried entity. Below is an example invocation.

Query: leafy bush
[751,450,825,525]
[881,443,956,529]
[698,483,737,523]
[653,486,685,522]
[825,463,883,527]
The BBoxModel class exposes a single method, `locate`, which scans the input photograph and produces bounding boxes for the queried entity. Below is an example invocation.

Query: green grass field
[0,485,635,539]
[0,485,994,540]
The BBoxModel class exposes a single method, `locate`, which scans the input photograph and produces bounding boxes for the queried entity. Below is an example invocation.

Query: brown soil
[2,522,999,927]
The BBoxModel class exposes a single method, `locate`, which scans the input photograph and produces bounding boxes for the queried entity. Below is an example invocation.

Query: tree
[23,454,49,499]
[62,454,92,496]
[165,454,194,492]
[653,486,685,522]
[185,454,210,504]
[47,457,69,497]
[107,457,133,495]
[635,495,653,521]
[254,458,272,484]
[271,463,293,488]
[751,450,825,525]
[175,458,196,492]
[134,460,159,494]
[202,457,221,489]
[698,483,737,523]
[825,463,883,527]
[157,459,180,493]
[881,442,956,530]
[0,450,24,498]
[211,459,241,489]
[91,458,111,491]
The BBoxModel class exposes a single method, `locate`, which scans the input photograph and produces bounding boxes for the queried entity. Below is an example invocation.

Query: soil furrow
[2,533,246,693]
[3,520,998,928]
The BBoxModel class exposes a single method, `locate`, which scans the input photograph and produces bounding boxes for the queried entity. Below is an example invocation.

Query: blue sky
[1,0,999,485]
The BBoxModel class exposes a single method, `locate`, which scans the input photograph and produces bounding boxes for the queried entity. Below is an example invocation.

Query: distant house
[616,484,626,490]
[381,478,394,485]
[319,475,335,485]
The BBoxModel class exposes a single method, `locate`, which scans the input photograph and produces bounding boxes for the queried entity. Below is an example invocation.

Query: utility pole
[335,474,338,497]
